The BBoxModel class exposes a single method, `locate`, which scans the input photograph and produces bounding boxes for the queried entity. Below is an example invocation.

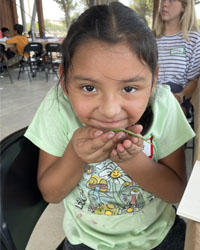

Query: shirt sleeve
[24,87,78,157]
[151,85,195,160]
[5,37,17,44]
[186,33,200,81]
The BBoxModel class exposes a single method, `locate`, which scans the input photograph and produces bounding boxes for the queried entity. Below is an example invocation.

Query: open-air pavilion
[0,1,200,250]
[0,0,161,37]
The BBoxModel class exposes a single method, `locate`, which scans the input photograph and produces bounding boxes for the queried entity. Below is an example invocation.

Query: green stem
[109,128,152,145]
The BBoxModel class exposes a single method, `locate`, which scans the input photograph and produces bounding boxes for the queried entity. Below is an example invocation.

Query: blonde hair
[153,0,199,41]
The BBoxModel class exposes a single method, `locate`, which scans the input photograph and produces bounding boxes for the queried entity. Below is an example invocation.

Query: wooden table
[0,42,15,49]
[184,78,200,250]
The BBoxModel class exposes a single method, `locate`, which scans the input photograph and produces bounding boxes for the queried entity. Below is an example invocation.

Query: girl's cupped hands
[71,125,144,164]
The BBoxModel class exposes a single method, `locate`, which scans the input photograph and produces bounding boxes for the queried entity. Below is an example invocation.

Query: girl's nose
[99,95,121,118]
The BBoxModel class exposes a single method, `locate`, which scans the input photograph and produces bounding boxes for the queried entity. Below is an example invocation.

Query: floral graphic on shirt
[98,162,131,184]
[74,159,155,215]
[94,203,119,215]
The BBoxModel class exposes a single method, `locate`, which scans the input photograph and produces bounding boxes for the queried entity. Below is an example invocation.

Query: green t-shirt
[25,84,195,250]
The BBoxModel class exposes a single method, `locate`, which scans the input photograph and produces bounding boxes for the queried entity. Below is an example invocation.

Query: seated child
[6,24,28,66]
[25,2,195,250]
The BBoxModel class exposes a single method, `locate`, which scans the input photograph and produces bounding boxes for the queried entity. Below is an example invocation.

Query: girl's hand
[71,126,126,163]
[110,124,144,163]
[174,93,183,104]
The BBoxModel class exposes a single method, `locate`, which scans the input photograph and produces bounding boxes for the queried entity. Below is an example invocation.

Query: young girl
[25,2,195,250]
[153,0,200,116]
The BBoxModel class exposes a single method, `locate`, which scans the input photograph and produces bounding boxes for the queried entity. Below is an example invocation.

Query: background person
[0,27,16,60]
[25,3,194,250]
[1,27,11,40]
[153,0,200,117]
[5,24,28,66]
[27,30,33,42]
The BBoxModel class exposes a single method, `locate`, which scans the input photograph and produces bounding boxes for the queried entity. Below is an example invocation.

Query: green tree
[198,19,200,28]
[44,19,66,32]
[129,0,153,26]
[53,0,87,30]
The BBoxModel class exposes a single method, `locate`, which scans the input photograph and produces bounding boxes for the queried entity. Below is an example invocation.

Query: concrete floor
[0,67,194,250]
[0,68,65,250]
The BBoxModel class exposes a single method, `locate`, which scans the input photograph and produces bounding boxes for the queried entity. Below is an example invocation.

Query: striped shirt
[156,31,200,87]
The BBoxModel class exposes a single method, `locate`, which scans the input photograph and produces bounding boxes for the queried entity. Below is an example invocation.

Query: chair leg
[2,64,13,84]
[44,67,48,82]
[7,69,13,84]
[18,62,25,80]
[46,65,50,82]
[18,66,21,80]
[26,64,32,82]
[52,64,59,79]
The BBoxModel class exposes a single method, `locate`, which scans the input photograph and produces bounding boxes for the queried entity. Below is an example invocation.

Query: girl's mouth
[91,118,128,130]
[161,10,168,15]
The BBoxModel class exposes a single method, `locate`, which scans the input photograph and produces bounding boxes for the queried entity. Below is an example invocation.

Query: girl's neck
[163,21,181,36]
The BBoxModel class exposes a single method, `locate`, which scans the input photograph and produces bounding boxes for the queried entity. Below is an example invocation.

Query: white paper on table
[177,160,200,222]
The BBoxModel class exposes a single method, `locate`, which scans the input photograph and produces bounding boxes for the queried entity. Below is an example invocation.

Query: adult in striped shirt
[153,0,200,116]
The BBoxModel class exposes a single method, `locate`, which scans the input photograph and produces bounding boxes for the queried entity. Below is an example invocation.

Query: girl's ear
[151,65,159,93]
[59,65,69,96]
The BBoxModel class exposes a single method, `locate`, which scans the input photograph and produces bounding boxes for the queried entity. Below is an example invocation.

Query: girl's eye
[122,86,136,93]
[82,85,97,92]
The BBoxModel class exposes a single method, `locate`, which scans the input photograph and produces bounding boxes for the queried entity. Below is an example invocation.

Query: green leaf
[109,128,152,145]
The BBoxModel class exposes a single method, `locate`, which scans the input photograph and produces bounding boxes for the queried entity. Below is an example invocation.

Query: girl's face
[160,0,184,23]
[63,40,157,130]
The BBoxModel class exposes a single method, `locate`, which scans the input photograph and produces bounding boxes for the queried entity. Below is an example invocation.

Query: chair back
[0,44,13,83]
[45,43,61,53]
[0,44,5,53]
[0,127,48,250]
[45,43,61,81]
[0,44,6,62]
[24,42,43,53]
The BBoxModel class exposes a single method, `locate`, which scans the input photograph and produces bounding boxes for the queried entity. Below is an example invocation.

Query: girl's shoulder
[151,84,172,103]
[149,84,181,125]
[156,32,182,40]
[188,30,200,36]
[157,31,200,43]
[41,85,82,127]
[187,30,200,42]
[40,85,73,114]
[148,85,195,151]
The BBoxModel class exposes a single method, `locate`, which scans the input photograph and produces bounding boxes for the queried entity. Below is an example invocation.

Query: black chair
[0,44,13,84]
[0,127,64,250]
[45,43,62,81]
[18,42,47,82]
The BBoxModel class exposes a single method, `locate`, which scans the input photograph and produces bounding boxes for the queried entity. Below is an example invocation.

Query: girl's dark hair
[14,24,23,35]
[61,2,158,134]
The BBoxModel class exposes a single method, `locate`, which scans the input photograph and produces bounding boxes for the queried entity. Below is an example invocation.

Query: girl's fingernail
[119,147,124,152]
[112,149,117,156]
[118,133,125,140]
[126,141,132,148]
[94,130,103,137]
[133,137,138,144]
[107,131,115,139]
